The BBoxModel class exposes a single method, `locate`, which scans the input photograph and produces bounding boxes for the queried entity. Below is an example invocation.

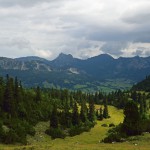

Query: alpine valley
[0,53,150,92]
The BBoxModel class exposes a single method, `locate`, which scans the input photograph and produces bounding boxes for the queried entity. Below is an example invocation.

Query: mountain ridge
[0,53,150,91]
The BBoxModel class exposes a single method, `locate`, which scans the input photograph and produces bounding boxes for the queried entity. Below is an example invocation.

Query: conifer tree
[88,98,95,122]
[80,99,87,122]
[14,77,19,99]
[142,93,147,113]
[35,86,42,103]
[50,104,59,128]
[103,99,109,119]
[3,76,16,117]
[99,107,103,120]
[131,91,137,102]
[72,101,80,126]
[103,104,108,118]
[0,77,4,108]
[63,99,71,127]
[140,98,144,117]
[122,100,141,135]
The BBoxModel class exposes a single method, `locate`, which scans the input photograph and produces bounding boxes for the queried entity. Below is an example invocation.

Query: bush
[22,121,35,136]
[0,121,5,142]
[69,121,96,137]
[1,119,35,144]
[3,129,18,144]
[103,133,122,143]
[45,128,66,139]
[109,123,115,127]
[102,123,126,143]
[101,124,108,127]
[140,119,150,132]
[84,121,96,128]
[69,126,84,136]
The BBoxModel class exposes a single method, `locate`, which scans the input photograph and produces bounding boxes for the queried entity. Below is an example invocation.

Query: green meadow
[0,105,150,150]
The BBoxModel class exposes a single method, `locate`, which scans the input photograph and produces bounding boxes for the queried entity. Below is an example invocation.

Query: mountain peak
[55,53,73,61]
[58,53,73,59]
[51,53,74,68]
[88,53,114,61]
[98,53,114,59]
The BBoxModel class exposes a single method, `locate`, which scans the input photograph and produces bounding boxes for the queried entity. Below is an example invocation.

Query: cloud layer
[0,0,150,59]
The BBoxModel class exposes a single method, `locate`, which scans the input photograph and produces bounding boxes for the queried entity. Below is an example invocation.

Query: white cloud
[0,0,150,59]
[121,43,150,57]
[34,49,53,59]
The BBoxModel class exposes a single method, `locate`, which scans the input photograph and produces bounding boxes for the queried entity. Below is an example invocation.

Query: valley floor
[0,106,150,150]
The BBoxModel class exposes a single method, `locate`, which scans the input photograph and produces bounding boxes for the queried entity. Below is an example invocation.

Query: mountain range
[0,53,150,92]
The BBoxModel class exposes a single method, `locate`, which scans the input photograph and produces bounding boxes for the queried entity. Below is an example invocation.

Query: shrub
[101,124,108,127]
[69,121,96,137]
[140,119,150,132]
[1,119,35,144]
[103,133,122,143]
[3,129,18,144]
[22,121,35,136]
[109,123,115,127]
[69,126,83,136]
[0,121,5,142]
[102,123,126,143]
[45,128,66,139]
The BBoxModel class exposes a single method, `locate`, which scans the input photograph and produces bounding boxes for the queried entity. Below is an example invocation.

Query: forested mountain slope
[0,54,150,91]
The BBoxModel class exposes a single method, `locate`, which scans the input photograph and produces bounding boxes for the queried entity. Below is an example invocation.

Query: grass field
[0,105,150,150]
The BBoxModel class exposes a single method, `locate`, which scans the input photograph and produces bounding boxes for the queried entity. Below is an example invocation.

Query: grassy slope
[0,106,150,150]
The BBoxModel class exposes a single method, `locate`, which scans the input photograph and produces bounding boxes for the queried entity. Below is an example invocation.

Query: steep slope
[132,75,150,92]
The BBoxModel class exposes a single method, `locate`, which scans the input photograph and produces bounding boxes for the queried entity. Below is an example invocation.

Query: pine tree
[80,99,87,122]
[103,99,109,119]
[88,98,95,122]
[3,76,16,117]
[103,104,108,118]
[122,100,141,136]
[142,93,147,113]
[99,107,103,120]
[50,104,59,128]
[0,77,4,109]
[140,98,144,117]
[14,77,19,99]
[35,86,42,103]
[131,91,137,102]
[72,101,80,126]
[63,99,71,127]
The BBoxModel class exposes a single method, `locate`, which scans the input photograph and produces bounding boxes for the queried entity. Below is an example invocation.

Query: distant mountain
[0,53,150,91]
[132,75,150,92]
[15,56,49,62]
[0,56,52,71]
[50,53,81,69]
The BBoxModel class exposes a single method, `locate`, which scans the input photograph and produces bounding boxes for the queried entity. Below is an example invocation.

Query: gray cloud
[132,49,144,56]
[122,4,150,25]
[0,0,150,59]
[131,46,150,57]
[145,51,150,56]
[0,0,63,7]
[100,42,129,56]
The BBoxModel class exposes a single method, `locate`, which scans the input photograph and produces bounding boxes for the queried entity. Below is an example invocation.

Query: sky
[0,0,150,60]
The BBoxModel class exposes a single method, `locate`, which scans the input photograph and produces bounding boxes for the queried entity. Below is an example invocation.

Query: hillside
[1,106,150,150]
[132,75,150,92]
[0,54,150,91]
